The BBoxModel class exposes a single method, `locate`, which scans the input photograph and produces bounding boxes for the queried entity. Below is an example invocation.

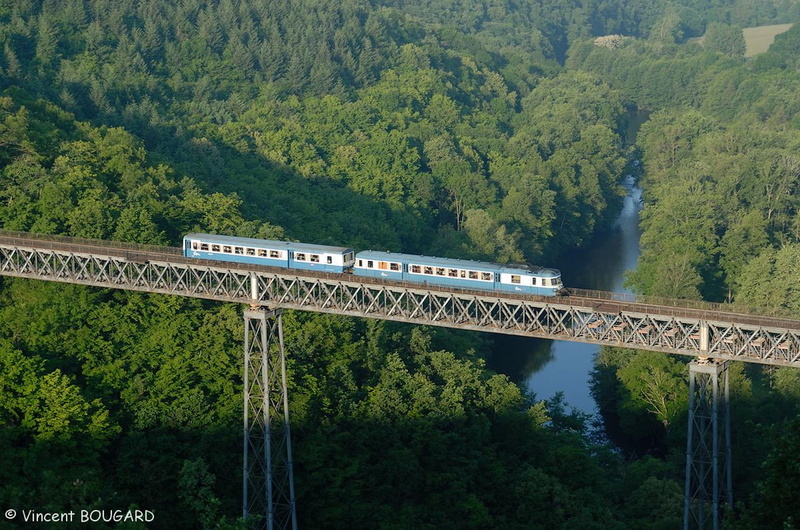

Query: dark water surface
[487,175,643,414]
[487,109,649,414]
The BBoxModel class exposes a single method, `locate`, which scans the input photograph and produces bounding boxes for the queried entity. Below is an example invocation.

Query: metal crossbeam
[243,309,297,530]
[1,240,799,367]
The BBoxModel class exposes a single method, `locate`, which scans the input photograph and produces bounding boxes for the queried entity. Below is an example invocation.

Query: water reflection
[488,174,643,414]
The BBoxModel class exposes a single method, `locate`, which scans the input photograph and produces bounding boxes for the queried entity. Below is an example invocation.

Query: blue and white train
[183,233,563,296]
[184,233,355,273]
[354,250,563,295]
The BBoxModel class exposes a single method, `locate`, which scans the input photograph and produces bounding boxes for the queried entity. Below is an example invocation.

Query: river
[487,112,647,414]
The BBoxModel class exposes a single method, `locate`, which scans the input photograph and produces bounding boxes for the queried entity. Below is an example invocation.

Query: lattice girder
[1,242,799,367]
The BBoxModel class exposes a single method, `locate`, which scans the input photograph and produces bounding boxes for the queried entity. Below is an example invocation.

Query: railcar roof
[185,233,353,253]
[529,268,561,277]
[356,250,560,276]
[357,250,504,271]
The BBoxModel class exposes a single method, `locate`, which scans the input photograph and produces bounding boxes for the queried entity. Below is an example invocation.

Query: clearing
[742,23,793,57]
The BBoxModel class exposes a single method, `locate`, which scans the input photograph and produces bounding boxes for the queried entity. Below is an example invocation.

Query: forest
[1,0,800,527]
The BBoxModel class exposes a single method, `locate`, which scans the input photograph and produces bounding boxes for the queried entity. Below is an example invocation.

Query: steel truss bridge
[1,231,799,529]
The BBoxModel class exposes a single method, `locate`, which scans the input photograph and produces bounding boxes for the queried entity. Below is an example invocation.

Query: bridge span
[1,230,798,368]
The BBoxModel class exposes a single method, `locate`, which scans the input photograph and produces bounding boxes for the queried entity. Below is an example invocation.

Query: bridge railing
[0,229,797,327]
[565,287,798,324]
[0,229,181,256]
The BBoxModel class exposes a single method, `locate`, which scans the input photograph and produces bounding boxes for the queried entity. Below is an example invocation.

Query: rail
[0,229,796,327]
[1,230,800,366]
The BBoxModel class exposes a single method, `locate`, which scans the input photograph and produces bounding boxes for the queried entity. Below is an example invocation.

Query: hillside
[2,0,800,527]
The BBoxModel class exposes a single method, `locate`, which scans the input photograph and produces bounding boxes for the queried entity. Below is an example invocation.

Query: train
[183,233,564,296]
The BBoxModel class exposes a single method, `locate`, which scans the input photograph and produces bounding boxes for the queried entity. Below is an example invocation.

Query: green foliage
[178,459,223,527]
[592,348,686,446]
[766,22,800,70]
[0,0,638,265]
[623,102,800,300]
[284,318,632,528]
[703,23,747,57]
[616,352,688,427]
[735,244,800,313]
[737,416,800,528]
[577,15,800,526]
[2,0,799,527]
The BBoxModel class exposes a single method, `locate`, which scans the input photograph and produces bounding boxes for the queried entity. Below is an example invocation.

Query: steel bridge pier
[243,308,298,530]
[684,359,732,530]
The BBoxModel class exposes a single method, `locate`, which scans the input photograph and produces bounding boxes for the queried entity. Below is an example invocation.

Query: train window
[448,269,458,277]
[223,246,232,253]
[378,261,388,270]
[358,259,363,267]
[424,266,433,275]
[411,265,421,273]
[367,260,374,268]
[481,272,492,281]
[258,249,267,257]
[234,247,244,255]
[327,256,333,264]
[310,254,320,263]
[296,253,306,261]
[192,242,199,250]
[212,245,220,252]
[390,263,400,272]
[468,271,478,279]
[460,270,466,278]
[246,248,255,256]
[270,250,280,258]
[200,243,209,251]
[436,268,445,276]
[511,275,521,284]
[532,277,538,286]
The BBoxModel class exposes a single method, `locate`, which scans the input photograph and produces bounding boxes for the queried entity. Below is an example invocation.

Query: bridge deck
[1,230,798,367]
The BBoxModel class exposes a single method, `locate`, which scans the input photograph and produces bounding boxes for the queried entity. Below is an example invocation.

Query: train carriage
[403,254,501,290]
[352,250,406,281]
[183,234,355,273]
[354,250,563,295]
[355,251,503,288]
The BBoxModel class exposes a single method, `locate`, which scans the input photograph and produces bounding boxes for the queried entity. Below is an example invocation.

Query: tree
[617,351,687,428]
[34,15,59,70]
[462,208,524,262]
[649,7,683,44]
[178,458,222,527]
[735,244,800,313]
[718,211,769,293]
[703,23,746,58]
[741,417,800,527]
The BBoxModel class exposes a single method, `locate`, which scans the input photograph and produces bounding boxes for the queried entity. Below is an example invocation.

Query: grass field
[742,23,793,57]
